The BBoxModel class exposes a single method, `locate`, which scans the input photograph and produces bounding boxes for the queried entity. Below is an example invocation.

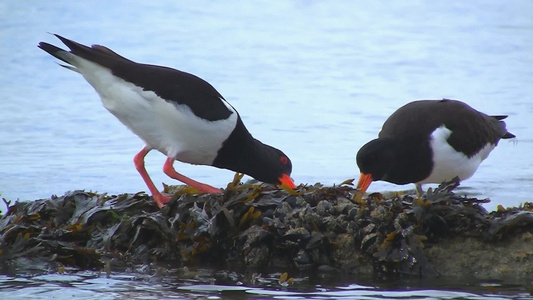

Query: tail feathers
[53,34,133,63]
[38,42,80,73]
[489,115,515,139]
[502,131,516,139]
[58,63,79,73]
[38,42,71,64]
[491,115,508,121]
[39,34,132,71]
[52,34,120,62]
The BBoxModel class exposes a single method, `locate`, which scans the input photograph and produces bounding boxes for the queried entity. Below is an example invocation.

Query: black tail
[490,115,516,139]
[38,34,132,70]
[502,131,516,139]
[54,34,132,62]
[38,42,70,64]
[491,115,508,121]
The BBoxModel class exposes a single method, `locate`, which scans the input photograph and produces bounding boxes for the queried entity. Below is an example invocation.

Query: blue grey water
[1,0,532,297]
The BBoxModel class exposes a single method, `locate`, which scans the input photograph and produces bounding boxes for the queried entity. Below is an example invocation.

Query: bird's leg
[134,146,171,208]
[163,157,223,194]
[415,184,424,197]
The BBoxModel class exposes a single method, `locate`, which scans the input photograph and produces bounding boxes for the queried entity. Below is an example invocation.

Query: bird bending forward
[356,99,515,194]
[39,34,295,208]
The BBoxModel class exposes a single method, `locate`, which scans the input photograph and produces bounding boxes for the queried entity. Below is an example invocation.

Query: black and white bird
[356,99,515,194]
[38,34,295,208]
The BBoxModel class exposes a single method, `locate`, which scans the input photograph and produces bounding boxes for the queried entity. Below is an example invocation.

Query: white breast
[73,56,238,165]
[419,126,495,184]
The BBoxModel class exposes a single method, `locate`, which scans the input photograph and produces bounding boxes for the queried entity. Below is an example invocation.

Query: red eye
[280,156,289,165]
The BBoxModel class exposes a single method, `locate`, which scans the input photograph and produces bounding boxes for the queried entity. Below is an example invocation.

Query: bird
[356,99,515,195]
[38,34,296,208]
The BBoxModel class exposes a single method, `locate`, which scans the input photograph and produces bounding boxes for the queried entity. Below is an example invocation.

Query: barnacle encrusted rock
[0,176,532,280]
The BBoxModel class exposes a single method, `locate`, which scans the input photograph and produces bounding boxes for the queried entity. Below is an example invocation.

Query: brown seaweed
[0,176,532,280]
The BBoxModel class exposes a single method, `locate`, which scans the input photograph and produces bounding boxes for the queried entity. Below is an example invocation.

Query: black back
[39,34,294,186]
[357,99,515,184]
[39,34,232,122]
[380,99,515,157]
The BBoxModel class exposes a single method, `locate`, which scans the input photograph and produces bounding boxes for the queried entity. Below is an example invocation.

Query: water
[1,0,532,297]
[0,270,531,299]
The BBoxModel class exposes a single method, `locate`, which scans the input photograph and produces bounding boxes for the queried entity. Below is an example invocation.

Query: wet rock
[332,233,373,274]
[0,177,532,280]
[244,245,270,267]
[316,200,333,216]
[294,249,311,265]
[283,227,311,244]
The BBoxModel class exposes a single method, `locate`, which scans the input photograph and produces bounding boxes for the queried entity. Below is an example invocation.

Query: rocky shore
[1,175,532,280]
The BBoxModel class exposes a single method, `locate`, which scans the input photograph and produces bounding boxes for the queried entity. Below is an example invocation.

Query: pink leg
[133,147,171,208]
[163,157,222,194]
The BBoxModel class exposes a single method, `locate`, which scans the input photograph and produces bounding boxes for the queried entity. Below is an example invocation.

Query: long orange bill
[357,173,373,194]
[278,173,297,190]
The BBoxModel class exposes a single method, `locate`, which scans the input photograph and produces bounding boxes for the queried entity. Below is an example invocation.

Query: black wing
[380,99,514,157]
[39,34,233,122]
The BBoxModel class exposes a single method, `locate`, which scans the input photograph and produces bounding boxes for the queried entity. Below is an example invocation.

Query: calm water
[1,0,533,297]
[1,270,531,299]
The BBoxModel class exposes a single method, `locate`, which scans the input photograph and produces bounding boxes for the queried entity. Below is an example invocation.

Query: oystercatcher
[356,99,515,194]
[38,34,296,208]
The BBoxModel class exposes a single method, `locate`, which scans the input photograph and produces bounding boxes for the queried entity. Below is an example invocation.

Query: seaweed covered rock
[0,175,532,280]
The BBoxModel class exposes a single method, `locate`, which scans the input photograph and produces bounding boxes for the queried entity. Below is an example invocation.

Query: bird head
[356,138,396,193]
[276,153,296,189]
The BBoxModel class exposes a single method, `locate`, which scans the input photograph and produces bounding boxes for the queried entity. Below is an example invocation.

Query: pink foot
[152,192,172,209]
[163,157,223,194]
[194,183,223,194]
[134,147,173,208]
[153,184,220,208]
[134,149,223,208]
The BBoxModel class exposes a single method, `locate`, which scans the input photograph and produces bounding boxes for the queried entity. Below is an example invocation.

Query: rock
[0,178,532,280]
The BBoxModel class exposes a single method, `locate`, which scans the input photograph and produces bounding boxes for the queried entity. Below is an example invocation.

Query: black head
[356,138,396,182]
[252,146,295,188]
[212,128,295,189]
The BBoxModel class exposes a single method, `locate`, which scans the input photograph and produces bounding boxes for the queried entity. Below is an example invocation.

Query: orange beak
[278,173,296,190]
[357,173,373,194]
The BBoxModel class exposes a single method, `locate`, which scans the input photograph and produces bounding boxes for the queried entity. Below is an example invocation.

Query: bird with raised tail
[356,99,515,194]
[38,34,296,208]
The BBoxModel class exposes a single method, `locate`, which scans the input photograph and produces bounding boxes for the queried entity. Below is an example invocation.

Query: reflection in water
[0,270,530,299]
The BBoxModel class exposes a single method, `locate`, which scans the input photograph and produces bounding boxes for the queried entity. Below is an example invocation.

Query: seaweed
[0,176,532,280]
